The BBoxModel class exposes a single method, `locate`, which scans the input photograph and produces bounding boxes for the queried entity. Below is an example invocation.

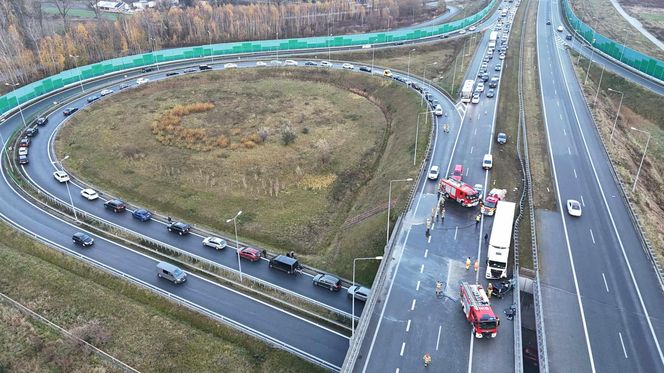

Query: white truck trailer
[461,80,475,103]
[485,201,516,279]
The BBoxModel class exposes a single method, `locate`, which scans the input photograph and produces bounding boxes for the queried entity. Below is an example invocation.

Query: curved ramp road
[537,0,664,371]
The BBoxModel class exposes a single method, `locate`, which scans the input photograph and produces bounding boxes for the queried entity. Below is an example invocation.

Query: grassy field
[618,1,664,42]
[572,52,664,267]
[570,0,664,61]
[41,5,119,20]
[0,222,320,372]
[57,69,428,285]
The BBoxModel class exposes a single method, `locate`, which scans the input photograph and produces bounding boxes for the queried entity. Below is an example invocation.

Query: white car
[469,26,477,31]
[567,199,582,217]
[255,61,267,67]
[348,285,371,302]
[53,170,70,183]
[284,60,298,66]
[342,63,354,70]
[224,63,238,69]
[320,61,333,67]
[475,82,485,92]
[459,29,467,34]
[100,89,114,96]
[18,147,28,156]
[202,236,227,250]
[270,60,282,66]
[433,105,444,116]
[471,94,481,104]
[474,183,484,197]
[136,77,149,85]
[557,25,564,32]
[80,188,99,200]
[482,154,493,169]
[499,53,506,60]
[428,165,440,180]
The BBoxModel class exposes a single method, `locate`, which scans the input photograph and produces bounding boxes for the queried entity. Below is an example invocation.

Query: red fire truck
[481,189,507,216]
[459,282,500,338]
[440,178,480,207]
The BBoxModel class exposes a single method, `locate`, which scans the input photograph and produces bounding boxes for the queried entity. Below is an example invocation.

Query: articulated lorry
[461,80,475,103]
[485,200,516,279]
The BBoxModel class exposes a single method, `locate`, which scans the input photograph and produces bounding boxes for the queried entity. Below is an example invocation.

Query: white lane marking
[465,168,469,176]
[454,226,458,240]
[580,195,585,206]
[400,342,406,356]
[602,273,609,293]
[590,229,596,244]
[424,249,429,258]
[428,234,432,243]
[420,264,424,273]
[416,280,421,291]
[554,12,664,366]
[568,146,571,155]
[411,299,416,311]
[564,128,567,136]
[557,101,560,107]
[436,325,442,351]
[470,146,474,154]
[573,169,577,178]
[395,369,399,373]
[406,319,411,332]
[474,128,478,135]
[618,333,628,358]
[559,113,563,120]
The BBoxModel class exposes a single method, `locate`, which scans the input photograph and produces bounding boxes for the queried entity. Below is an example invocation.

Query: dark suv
[313,274,342,291]
[63,107,78,116]
[72,232,94,247]
[104,199,127,212]
[25,127,38,137]
[167,221,191,235]
[35,117,48,126]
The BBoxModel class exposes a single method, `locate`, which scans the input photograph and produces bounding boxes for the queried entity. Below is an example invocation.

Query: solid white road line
[568,146,572,155]
[580,195,585,206]
[454,226,458,240]
[406,319,411,332]
[590,229,596,244]
[618,333,628,358]
[573,169,577,178]
[436,325,442,351]
[411,299,416,311]
[400,342,406,356]
[602,273,609,293]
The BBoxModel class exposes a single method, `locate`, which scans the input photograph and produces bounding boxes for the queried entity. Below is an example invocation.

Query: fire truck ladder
[461,282,490,308]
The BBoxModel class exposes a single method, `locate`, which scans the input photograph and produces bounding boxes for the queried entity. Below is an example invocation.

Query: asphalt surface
[354,4,519,372]
[537,0,664,371]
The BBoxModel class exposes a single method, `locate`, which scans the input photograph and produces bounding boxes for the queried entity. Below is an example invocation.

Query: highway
[536,0,664,371]
[354,4,518,372]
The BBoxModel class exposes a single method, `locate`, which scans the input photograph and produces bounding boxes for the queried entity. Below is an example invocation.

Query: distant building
[132,0,157,10]
[96,1,131,13]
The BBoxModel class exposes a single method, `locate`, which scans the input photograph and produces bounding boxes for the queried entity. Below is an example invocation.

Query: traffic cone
[474,259,479,272]
[465,257,471,270]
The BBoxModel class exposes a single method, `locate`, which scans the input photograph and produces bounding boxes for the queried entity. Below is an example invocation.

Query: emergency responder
[487,282,494,298]
[466,257,471,270]
[474,259,479,272]
[475,214,481,225]
[423,352,432,367]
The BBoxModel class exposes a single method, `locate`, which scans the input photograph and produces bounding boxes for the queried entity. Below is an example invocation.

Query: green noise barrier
[0,0,496,116]
[562,0,664,82]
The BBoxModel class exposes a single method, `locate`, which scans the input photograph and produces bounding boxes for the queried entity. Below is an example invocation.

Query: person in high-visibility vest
[474,259,479,272]
[465,257,471,270]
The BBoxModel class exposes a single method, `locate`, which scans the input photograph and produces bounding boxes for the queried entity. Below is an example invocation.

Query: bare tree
[86,0,101,19]
[52,0,74,29]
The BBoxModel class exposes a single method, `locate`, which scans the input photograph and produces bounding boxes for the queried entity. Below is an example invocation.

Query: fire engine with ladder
[439,178,480,207]
[459,281,500,338]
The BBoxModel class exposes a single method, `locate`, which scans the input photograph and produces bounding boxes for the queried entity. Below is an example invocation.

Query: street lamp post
[592,64,605,107]
[4,82,27,128]
[276,31,280,61]
[421,62,437,107]
[60,155,78,222]
[351,256,384,339]
[68,55,85,92]
[607,88,624,142]
[328,34,332,60]
[630,127,650,193]
[208,30,214,64]
[387,178,413,243]
[407,49,416,80]
[371,46,375,73]
[226,211,243,281]
[584,36,596,85]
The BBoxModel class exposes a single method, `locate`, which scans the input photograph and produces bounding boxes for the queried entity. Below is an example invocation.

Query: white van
[483,154,493,169]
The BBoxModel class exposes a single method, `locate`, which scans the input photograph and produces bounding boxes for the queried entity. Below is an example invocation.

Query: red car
[451,164,464,181]
[239,247,261,262]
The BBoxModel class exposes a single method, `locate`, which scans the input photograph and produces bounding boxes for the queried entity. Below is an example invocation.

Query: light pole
[351,256,384,339]
[328,34,332,60]
[276,31,280,61]
[208,30,214,64]
[60,155,78,222]
[592,64,605,107]
[149,38,160,71]
[421,62,437,107]
[630,127,650,193]
[4,82,27,128]
[68,55,85,92]
[226,211,243,281]
[407,49,416,80]
[584,36,596,85]
[371,46,375,73]
[387,178,413,243]
[607,88,624,142]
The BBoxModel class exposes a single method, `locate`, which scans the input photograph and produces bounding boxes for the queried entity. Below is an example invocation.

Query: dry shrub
[151,102,215,150]
[216,135,230,148]
[230,143,241,150]
[231,128,242,136]
[243,140,257,149]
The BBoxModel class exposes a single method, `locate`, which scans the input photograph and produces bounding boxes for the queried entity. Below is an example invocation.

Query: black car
[142,66,156,73]
[304,61,318,66]
[546,20,551,25]
[72,232,94,247]
[25,127,38,137]
[87,95,100,103]
[17,155,28,165]
[481,73,490,82]
[313,274,342,291]
[19,137,30,147]
[393,75,407,84]
[166,71,180,76]
[359,66,372,73]
[183,68,197,73]
[104,199,127,213]
[119,83,131,90]
[167,221,191,236]
[566,34,573,41]
[35,117,48,126]
[63,107,78,116]
[199,64,212,71]
[411,83,423,93]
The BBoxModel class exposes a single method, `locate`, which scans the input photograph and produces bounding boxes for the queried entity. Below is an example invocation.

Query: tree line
[0,0,442,88]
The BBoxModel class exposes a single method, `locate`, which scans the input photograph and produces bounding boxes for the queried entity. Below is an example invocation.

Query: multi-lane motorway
[537,0,664,371]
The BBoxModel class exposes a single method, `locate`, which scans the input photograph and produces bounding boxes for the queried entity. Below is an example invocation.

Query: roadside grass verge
[0,222,321,372]
[57,69,428,283]
[569,0,664,61]
[571,51,664,265]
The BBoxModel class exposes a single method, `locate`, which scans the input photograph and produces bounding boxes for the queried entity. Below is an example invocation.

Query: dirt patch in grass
[570,0,664,60]
[572,52,664,267]
[0,223,321,372]
[57,68,428,282]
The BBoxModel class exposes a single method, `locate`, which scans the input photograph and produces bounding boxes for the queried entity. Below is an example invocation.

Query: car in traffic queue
[19,137,30,147]
[313,274,342,291]
[104,199,127,213]
[100,89,114,96]
[203,236,227,250]
[348,285,371,302]
[80,188,99,200]
[342,63,354,70]
[72,232,94,247]
[87,95,100,103]
[284,60,298,66]
[428,165,440,180]
[167,221,191,236]
[132,208,152,222]
[224,62,238,69]
[63,107,78,116]
[53,170,70,183]
[451,164,464,182]
[239,247,262,262]
[25,127,38,137]
[35,117,48,126]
